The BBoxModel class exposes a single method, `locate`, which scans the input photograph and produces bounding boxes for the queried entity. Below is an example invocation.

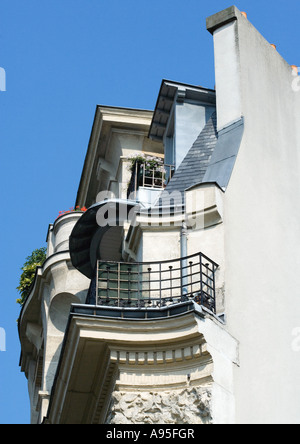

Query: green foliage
[16,247,47,306]
[127,153,164,172]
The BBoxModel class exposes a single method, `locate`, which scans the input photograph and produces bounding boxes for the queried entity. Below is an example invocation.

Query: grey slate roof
[163,111,218,199]
[202,116,244,188]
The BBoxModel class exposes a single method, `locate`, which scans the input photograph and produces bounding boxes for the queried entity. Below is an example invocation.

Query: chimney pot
[241,11,247,19]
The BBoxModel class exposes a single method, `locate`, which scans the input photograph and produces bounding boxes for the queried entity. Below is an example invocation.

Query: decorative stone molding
[106,386,213,425]
[110,342,209,366]
[37,391,50,423]
[185,182,224,229]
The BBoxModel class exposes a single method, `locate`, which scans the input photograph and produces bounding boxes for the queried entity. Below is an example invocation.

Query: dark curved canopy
[69,199,140,279]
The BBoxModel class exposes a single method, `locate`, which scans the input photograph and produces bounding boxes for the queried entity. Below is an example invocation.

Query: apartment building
[19,6,300,424]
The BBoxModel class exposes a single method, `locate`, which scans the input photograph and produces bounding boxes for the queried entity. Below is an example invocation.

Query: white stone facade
[19,6,300,425]
[19,212,90,423]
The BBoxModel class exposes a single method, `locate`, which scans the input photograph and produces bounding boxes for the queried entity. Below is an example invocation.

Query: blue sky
[0,0,299,424]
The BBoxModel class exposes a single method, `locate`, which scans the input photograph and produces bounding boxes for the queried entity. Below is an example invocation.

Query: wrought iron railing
[88,252,218,314]
[127,161,175,199]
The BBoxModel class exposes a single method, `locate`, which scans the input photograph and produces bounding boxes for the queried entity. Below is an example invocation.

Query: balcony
[127,158,175,201]
[86,252,218,315]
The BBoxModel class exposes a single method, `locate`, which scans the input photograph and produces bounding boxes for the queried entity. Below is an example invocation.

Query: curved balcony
[86,252,218,315]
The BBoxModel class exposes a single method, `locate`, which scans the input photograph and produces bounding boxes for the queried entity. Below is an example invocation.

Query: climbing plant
[16,247,47,306]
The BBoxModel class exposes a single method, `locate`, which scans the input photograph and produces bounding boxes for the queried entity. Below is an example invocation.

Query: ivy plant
[16,247,47,306]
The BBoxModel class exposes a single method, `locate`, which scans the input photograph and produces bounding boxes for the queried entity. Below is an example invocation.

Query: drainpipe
[181,222,188,296]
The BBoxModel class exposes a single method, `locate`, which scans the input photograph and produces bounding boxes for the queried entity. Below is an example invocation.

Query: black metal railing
[90,252,218,314]
[127,161,175,199]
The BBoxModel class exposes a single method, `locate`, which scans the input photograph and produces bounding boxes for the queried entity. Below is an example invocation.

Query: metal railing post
[212,264,216,313]
[117,262,120,307]
[148,267,152,306]
[189,261,193,297]
[106,265,110,304]
[96,260,99,305]
[159,262,162,306]
[128,266,132,306]
[199,254,203,306]
[169,266,173,303]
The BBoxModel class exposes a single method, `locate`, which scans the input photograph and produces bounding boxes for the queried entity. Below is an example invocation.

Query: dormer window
[149,80,216,171]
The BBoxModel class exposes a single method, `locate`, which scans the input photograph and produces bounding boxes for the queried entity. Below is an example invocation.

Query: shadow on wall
[45,292,85,393]
[49,293,81,333]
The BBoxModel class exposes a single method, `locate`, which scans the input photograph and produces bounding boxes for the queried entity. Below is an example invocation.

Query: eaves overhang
[43,304,211,424]
[75,106,154,209]
[148,79,216,142]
